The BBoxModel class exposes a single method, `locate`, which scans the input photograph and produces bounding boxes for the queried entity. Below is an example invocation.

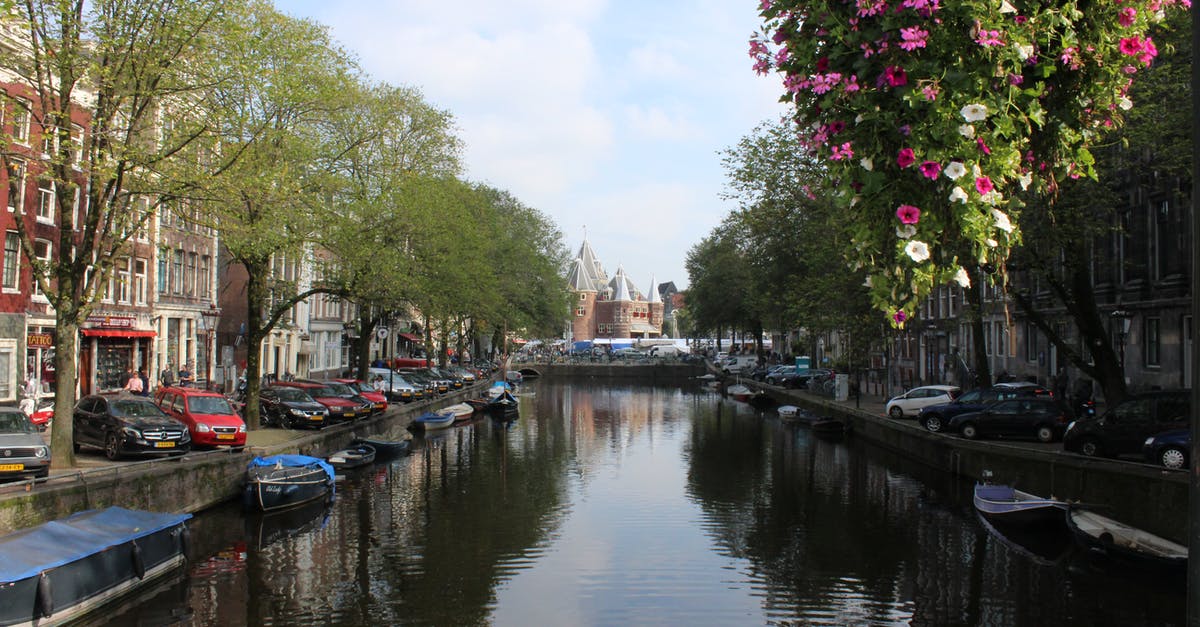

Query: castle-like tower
[564,238,665,341]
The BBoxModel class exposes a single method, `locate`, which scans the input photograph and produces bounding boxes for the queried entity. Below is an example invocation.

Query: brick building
[565,239,664,342]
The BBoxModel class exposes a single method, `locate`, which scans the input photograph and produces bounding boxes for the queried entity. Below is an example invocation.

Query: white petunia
[986,238,998,248]
[905,240,931,262]
[953,267,971,288]
[982,190,1004,205]
[992,209,1014,233]
[855,113,864,124]
[949,186,969,203]
[1019,172,1032,190]
[860,157,874,171]
[863,275,873,288]
[960,103,988,122]
[943,161,966,180]
[896,224,916,239]
[999,0,1017,13]
[1118,97,1133,110]
[1015,44,1034,61]
[958,124,976,139]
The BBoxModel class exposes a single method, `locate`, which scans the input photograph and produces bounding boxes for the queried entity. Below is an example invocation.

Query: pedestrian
[137,369,150,396]
[1053,367,1069,401]
[20,373,39,415]
[373,375,386,393]
[160,363,175,388]
[123,369,144,394]
[177,362,194,387]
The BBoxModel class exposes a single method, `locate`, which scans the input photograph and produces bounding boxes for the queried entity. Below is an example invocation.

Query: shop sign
[27,333,53,348]
[85,315,134,328]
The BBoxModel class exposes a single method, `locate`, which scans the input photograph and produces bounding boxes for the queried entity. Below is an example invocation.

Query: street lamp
[1111,309,1132,381]
[201,305,221,391]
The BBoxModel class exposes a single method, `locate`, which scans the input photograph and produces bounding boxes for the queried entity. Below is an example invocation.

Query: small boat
[505,370,524,384]
[973,483,1068,530]
[488,389,520,421]
[442,403,476,421]
[464,397,490,412]
[0,507,192,626]
[409,410,456,431]
[326,444,377,470]
[726,383,754,402]
[778,405,819,423]
[976,510,1072,566]
[349,437,411,459]
[1067,506,1187,572]
[244,454,336,512]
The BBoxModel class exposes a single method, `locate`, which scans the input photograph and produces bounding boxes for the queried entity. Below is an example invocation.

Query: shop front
[80,316,156,395]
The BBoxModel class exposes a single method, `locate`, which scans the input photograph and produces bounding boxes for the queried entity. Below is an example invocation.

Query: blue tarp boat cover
[0,506,192,584]
[976,484,1015,501]
[248,454,335,484]
[572,340,593,352]
[610,339,633,349]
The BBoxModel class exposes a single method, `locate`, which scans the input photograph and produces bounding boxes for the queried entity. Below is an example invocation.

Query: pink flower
[976,137,991,155]
[918,161,940,179]
[882,65,908,87]
[1118,7,1137,26]
[921,85,939,101]
[975,29,1004,47]
[975,176,994,194]
[1139,38,1158,65]
[893,310,907,325]
[1119,37,1143,56]
[899,26,929,51]
[896,204,921,224]
[831,142,854,161]
[897,148,916,168]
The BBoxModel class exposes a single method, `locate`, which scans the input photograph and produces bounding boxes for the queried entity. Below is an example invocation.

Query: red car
[332,378,388,413]
[154,386,247,448]
[273,381,362,423]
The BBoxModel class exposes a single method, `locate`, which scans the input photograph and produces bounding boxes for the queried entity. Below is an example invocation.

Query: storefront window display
[96,343,133,391]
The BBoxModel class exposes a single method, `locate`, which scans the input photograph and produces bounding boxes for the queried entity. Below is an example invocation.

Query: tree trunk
[964,266,991,388]
[50,319,80,469]
[353,309,373,380]
[243,260,268,430]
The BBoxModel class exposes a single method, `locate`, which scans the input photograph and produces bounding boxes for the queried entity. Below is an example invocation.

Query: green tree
[0,0,223,467]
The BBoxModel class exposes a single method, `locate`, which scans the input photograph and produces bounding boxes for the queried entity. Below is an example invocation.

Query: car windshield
[275,387,313,402]
[309,385,337,397]
[325,382,354,395]
[110,400,167,418]
[189,396,235,415]
[0,412,34,433]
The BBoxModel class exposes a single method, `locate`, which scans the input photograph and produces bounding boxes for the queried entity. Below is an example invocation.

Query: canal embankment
[0,383,487,534]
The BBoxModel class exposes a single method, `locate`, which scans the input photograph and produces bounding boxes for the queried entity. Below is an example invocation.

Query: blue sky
[276,0,784,291]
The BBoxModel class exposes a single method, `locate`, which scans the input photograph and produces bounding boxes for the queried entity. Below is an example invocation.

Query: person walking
[178,362,194,388]
[123,369,144,394]
[160,363,175,388]
[137,369,150,396]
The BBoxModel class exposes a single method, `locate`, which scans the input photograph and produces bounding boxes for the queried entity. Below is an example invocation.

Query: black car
[73,394,191,460]
[1143,429,1189,469]
[919,382,1053,433]
[945,397,1072,442]
[1063,390,1190,459]
[259,386,329,429]
[762,366,798,385]
[776,368,833,389]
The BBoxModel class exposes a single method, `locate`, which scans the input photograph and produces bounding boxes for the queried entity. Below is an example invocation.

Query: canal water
[106,380,1184,626]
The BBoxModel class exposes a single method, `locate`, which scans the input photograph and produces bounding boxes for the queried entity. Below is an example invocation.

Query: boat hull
[1067,507,1187,573]
[0,507,190,627]
[349,437,411,459]
[973,484,1068,530]
[326,445,376,470]
[245,459,335,513]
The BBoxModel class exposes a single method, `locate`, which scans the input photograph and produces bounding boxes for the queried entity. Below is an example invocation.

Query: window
[116,257,130,304]
[6,159,24,213]
[71,124,84,165]
[575,307,585,317]
[134,258,147,305]
[199,255,210,299]
[36,178,54,223]
[1145,317,1160,367]
[1026,323,1038,362]
[172,248,183,294]
[0,339,15,401]
[31,239,50,299]
[186,252,197,297]
[157,250,168,294]
[101,265,113,303]
[10,100,29,144]
[41,122,56,156]
[2,231,16,290]
[579,293,586,300]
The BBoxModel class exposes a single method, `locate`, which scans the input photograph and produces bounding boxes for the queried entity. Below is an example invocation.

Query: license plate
[0,463,24,471]
[309,416,323,421]
[154,441,175,448]
[216,434,235,440]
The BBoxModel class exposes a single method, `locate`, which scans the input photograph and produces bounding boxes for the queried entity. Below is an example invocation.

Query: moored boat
[409,410,456,431]
[442,403,476,421]
[726,383,754,402]
[244,454,336,513]
[0,507,192,626]
[973,483,1068,530]
[1067,506,1187,573]
[349,437,411,459]
[326,444,376,470]
[488,390,519,421]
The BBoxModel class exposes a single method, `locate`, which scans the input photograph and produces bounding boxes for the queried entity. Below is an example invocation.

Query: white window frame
[6,159,24,213]
[134,257,147,305]
[2,231,17,292]
[0,338,16,402]
[31,239,50,301]
[11,99,29,145]
[116,257,131,304]
[36,178,54,224]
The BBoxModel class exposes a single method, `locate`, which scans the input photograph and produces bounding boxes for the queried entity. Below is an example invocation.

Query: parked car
[918,382,1053,433]
[762,365,798,385]
[1063,389,1190,459]
[945,397,1072,442]
[403,368,449,394]
[311,380,377,417]
[430,367,465,390]
[1143,429,1189,469]
[776,368,833,389]
[333,378,389,413]
[274,381,363,423]
[366,367,422,403]
[885,385,961,419]
[259,385,329,429]
[154,386,246,448]
[73,394,190,460]
[0,407,50,480]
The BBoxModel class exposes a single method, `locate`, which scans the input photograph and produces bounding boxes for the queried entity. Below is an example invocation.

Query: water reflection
[108,380,1183,626]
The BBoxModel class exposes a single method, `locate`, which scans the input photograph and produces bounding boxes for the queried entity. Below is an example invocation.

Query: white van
[647,345,683,357]
[721,355,759,374]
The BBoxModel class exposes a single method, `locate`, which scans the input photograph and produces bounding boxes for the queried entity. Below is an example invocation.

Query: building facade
[565,239,664,342]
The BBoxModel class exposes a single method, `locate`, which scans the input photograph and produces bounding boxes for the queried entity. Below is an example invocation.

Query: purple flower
[918,161,940,179]
[895,204,921,224]
[893,310,908,325]
[897,148,916,168]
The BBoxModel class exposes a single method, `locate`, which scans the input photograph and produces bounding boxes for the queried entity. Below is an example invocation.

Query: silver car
[0,407,51,480]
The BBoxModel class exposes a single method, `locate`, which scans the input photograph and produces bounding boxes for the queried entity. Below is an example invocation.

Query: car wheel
[888,406,904,419]
[924,415,944,433]
[1035,425,1055,443]
[104,432,122,461]
[960,423,978,439]
[1078,437,1102,457]
[1160,446,1188,469]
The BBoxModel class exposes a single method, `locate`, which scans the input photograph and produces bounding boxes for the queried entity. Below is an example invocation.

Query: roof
[564,238,609,293]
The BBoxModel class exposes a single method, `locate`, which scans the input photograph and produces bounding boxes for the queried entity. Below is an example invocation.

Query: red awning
[398,333,421,342]
[81,329,157,338]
